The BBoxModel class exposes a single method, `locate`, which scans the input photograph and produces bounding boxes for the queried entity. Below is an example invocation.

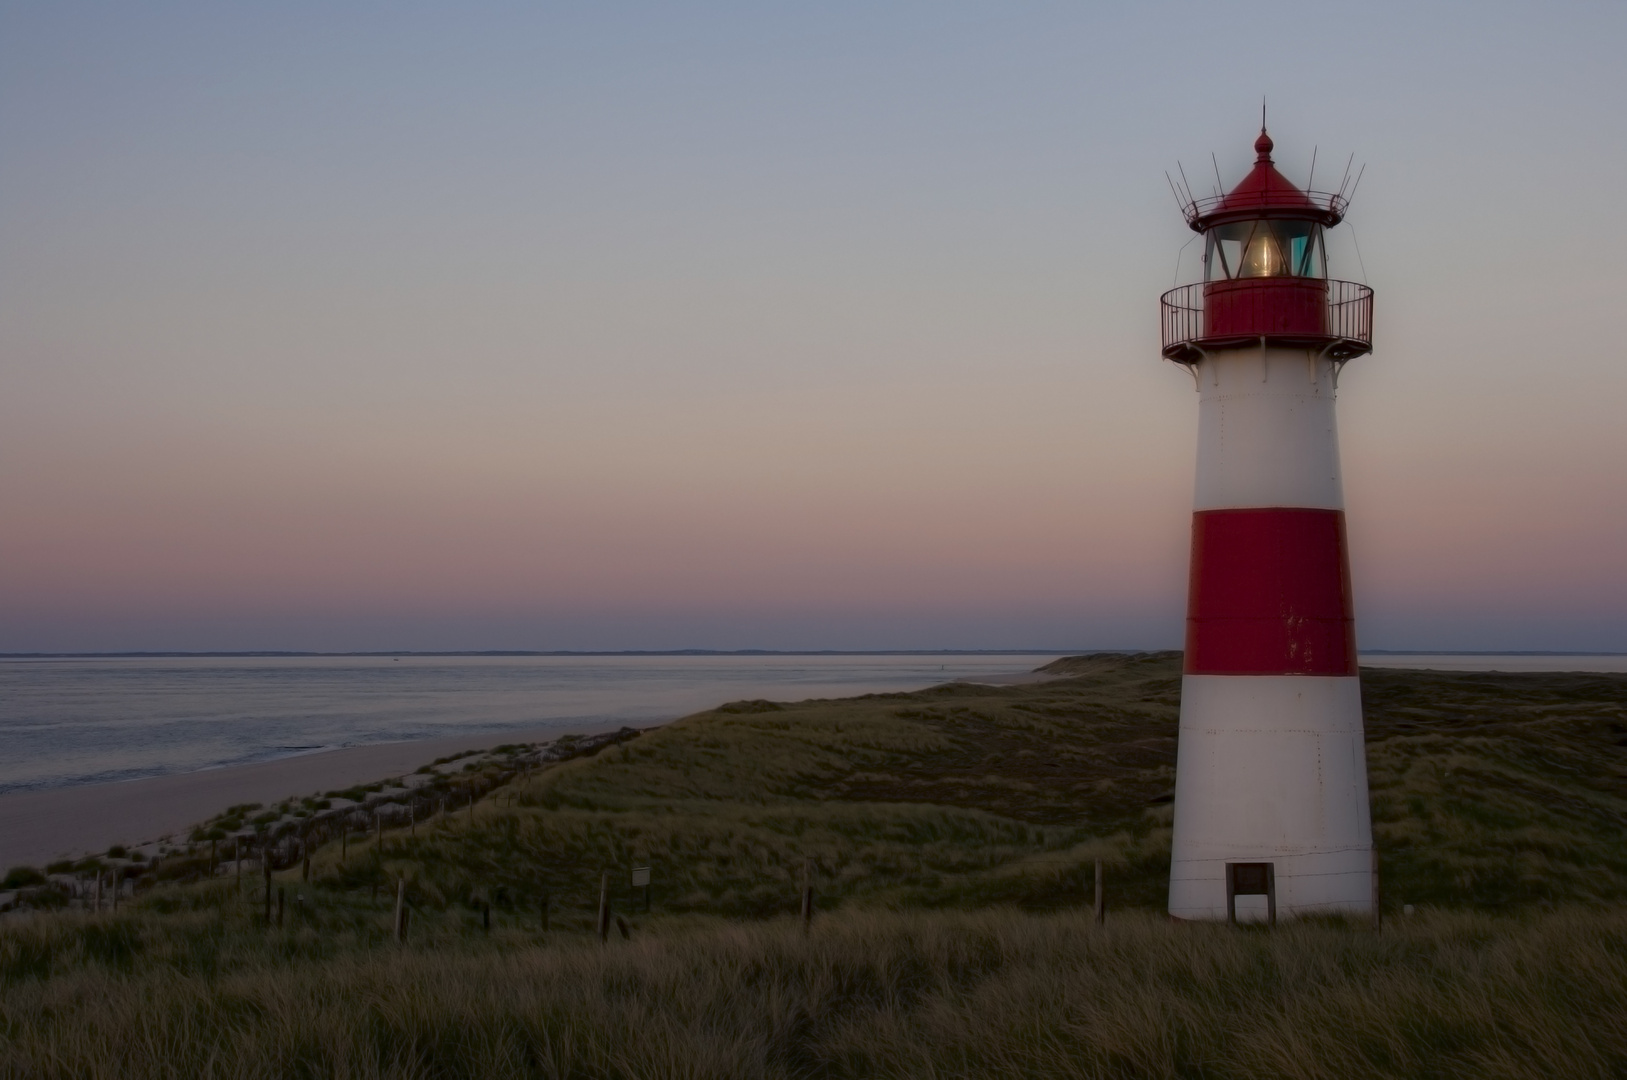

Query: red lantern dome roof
[1180,129,1346,232]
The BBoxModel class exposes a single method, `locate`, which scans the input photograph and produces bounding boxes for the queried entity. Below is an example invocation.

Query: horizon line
[0,648,1111,660]
[3,648,1625,660]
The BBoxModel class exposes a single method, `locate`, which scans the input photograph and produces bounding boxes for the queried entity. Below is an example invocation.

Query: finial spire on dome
[1173,114,1346,232]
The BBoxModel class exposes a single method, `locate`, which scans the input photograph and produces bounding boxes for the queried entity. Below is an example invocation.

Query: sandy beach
[0,721,629,871]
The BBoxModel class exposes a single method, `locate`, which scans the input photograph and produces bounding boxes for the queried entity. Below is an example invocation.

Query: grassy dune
[1360,665,1627,907]
[383,652,1183,921]
[334,652,1627,923]
[3,653,1626,1077]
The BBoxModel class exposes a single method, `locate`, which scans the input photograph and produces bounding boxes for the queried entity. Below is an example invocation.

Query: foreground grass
[3,905,1625,1079]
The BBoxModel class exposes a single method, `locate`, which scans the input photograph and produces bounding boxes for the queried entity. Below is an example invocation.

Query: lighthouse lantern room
[1160,127,1376,922]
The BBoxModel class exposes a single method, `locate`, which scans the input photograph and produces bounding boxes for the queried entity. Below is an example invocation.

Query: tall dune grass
[2,905,1625,1079]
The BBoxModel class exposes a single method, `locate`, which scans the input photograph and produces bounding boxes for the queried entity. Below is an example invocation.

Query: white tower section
[1167,346,1372,921]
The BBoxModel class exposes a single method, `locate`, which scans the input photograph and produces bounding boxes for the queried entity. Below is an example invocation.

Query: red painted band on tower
[1203,277,1328,338]
[1185,507,1356,676]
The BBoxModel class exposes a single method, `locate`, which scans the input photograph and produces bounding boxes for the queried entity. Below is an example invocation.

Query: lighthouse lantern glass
[1204,221,1325,281]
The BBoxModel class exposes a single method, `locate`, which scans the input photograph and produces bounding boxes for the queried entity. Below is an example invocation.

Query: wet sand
[0,721,629,870]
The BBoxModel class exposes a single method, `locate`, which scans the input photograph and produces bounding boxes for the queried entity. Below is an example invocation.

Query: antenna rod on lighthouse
[1345,162,1367,207]
[1165,172,1189,213]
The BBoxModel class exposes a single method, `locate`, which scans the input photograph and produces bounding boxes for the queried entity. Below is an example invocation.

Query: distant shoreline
[0,657,1064,869]
[1360,650,1627,656]
[4,649,1098,659]
[0,720,635,872]
[6,649,1623,659]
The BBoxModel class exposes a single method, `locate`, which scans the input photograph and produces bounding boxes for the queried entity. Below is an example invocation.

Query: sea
[0,653,1062,796]
[1,651,1622,798]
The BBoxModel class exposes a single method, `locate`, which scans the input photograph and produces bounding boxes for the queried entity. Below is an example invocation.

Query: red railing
[1160,278,1372,363]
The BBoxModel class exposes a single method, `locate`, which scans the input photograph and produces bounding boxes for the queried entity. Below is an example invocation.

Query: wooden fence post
[394,878,407,944]
[1094,859,1105,925]
[597,873,611,943]
[801,858,815,933]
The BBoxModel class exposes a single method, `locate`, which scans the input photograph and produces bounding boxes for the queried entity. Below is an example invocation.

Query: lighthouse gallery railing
[1160,278,1373,363]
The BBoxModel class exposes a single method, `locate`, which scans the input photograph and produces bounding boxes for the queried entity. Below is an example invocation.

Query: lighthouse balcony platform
[1160,278,1373,365]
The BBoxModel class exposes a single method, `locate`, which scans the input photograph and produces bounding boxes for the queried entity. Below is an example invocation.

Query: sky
[2,1,1625,653]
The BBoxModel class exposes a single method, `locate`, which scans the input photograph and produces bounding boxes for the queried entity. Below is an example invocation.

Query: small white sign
[631,866,651,888]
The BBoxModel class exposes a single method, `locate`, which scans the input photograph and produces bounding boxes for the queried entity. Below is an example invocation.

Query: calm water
[1358,654,1627,674]
[3,652,1621,797]
[0,654,1060,795]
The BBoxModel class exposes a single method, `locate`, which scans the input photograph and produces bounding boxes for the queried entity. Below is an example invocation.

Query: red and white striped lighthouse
[1160,127,1376,922]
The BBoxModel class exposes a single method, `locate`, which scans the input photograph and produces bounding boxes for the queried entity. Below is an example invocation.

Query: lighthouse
[1160,127,1375,922]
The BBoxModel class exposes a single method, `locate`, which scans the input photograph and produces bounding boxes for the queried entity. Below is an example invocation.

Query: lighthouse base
[1167,674,1374,921]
